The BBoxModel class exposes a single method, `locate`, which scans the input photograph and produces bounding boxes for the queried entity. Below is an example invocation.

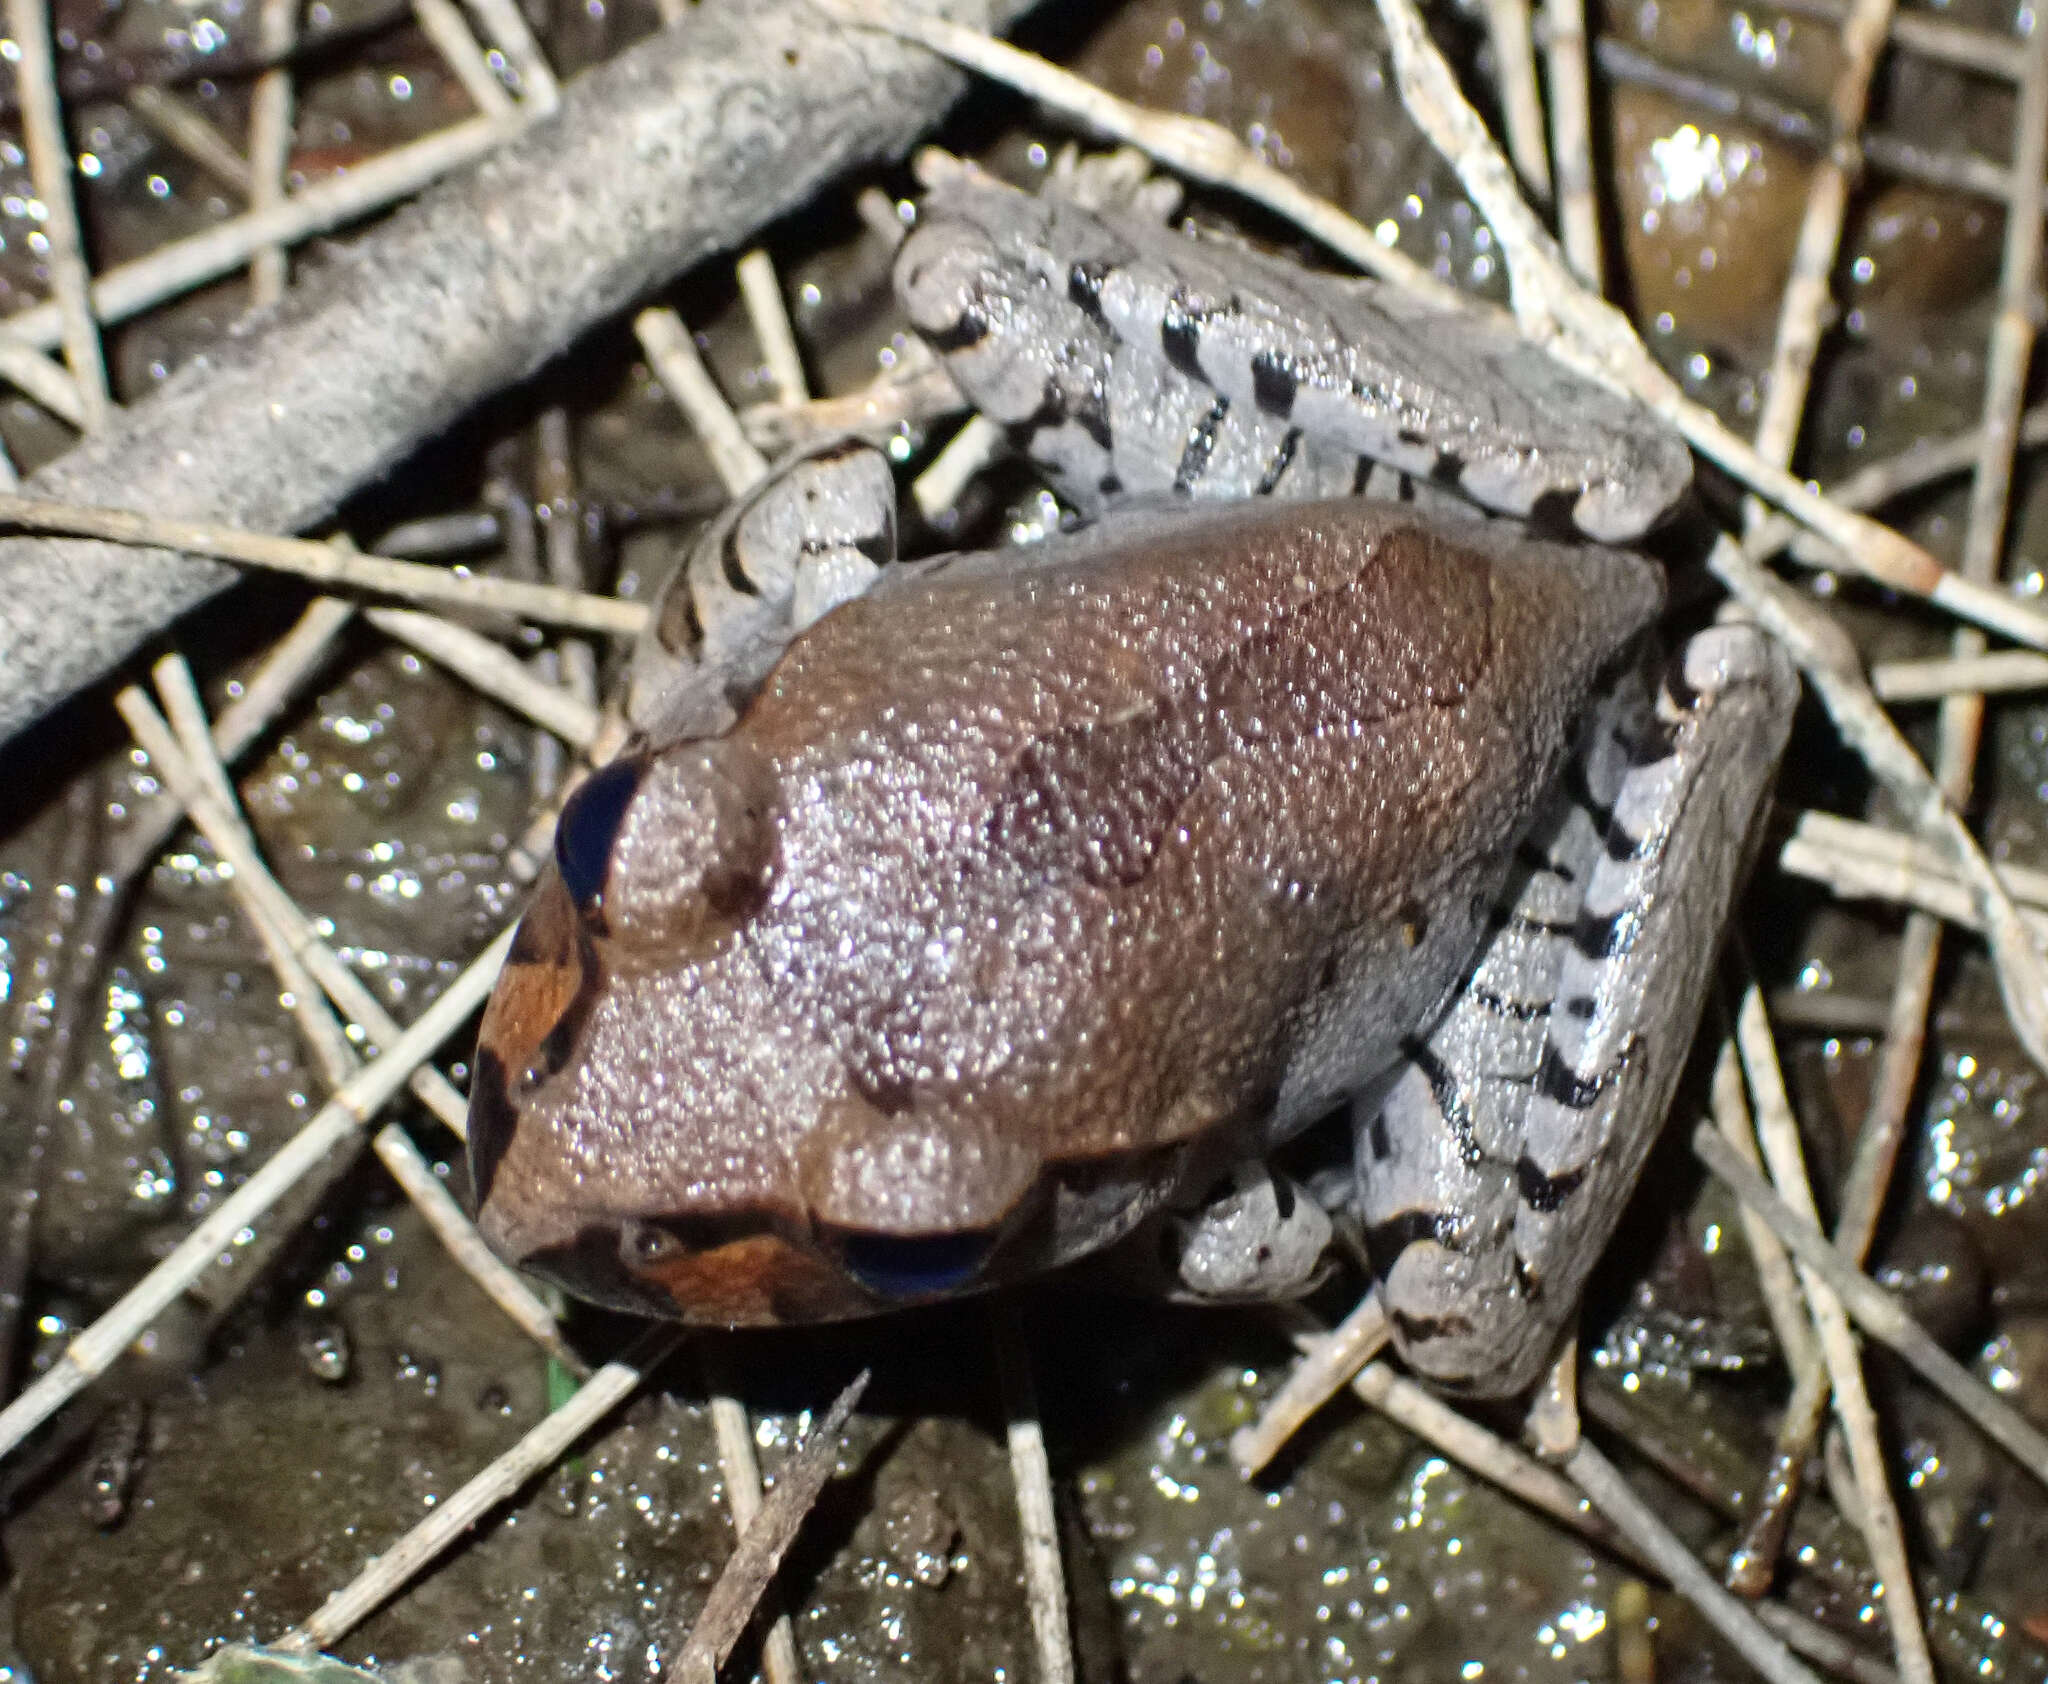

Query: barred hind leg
[1354,622,1798,1398]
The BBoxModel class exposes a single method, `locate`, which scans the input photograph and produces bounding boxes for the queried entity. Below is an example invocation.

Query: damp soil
[1,0,2047,1677]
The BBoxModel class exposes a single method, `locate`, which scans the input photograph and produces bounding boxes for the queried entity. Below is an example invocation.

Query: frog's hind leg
[1355,623,1797,1398]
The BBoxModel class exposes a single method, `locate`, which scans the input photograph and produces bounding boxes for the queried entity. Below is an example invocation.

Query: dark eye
[555,758,645,910]
[618,1219,685,1268]
[830,1230,995,1300]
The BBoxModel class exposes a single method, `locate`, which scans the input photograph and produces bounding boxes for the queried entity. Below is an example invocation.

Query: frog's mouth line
[505,1136,1216,1327]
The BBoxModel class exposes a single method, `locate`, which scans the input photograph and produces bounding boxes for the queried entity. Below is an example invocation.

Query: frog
[465,163,1797,1399]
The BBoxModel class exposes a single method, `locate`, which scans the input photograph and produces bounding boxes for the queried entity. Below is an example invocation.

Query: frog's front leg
[1357,623,1798,1398]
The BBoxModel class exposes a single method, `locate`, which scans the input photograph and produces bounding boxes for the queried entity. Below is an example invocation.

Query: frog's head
[466,735,1187,1325]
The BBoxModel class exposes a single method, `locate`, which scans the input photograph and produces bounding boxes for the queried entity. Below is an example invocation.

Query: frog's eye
[618,1218,685,1268]
[555,756,644,911]
[829,1229,995,1300]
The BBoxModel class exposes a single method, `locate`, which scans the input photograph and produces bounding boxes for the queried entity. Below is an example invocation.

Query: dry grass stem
[412,0,519,116]
[107,596,358,882]
[1230,1290,1390,1475]
[0,911,516,1461]
[1789,808,2048,912]
[365,605,602,747]
[1564,1437,1825,1684]
[819,0,1459,305]
[1482,0,1552,201]
[123,87,256,195]
[460,0,561,111]
[116,688,474,1140]
[1747,0,1897,472]
[668,1369,869,1684]
[0,490,646,633]
[124,683,577,1365]
[704,1379,803,1684]
[5,0,109,426]
[1710,542,2048,1067]
[740,361,965,453]
[1540,0,1602,283]
[248,0,298,304]
[1,113,522,353]
[284,1331,682,1650]
[737,249,811,406]
[1692,1121,2048,1490]
[1710,1036,1823,1390]
[1735,989,1935,1684]
[636,306,772,497]
[993,1310,1076,1684]
[1258,1307,1627,1555]
[1872,649,2048,700]
[0,334,84,430]
[1884,9,2025,77]
[912,413,1005,521]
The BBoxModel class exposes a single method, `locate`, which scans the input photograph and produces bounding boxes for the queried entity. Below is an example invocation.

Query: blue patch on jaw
[834,1230,994,1299]
[555,757,644,911]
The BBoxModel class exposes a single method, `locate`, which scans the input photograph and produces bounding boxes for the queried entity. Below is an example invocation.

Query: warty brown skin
[468,498,1662,1325]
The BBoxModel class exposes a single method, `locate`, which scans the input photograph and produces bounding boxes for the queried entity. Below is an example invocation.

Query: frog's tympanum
[468,169,1796,1397]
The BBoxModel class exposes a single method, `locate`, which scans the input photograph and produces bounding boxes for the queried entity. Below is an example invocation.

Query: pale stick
[1745,0,1897,475]
[116,688,473,1141]
[0,490,647,633]
[1784,808,2048,915]
[1540,0,1600,282]
[1230,1289,1389,1476]
[667,1370,870,1684]
[412,0,519,116]
[282,1330,682,1649]
[813,0,1455,305]
[911,413,1005,522]
[365,605,602,748]
[4,0,109,426]
[635,307,771,496]
[820,0,2048,656]
[0,334,86,430]
[1872,649,2048,701]
[1481,0,1552,202]
[1563,1438,1824,1684]
[1267,1310,1895,1684]
[1691,1121,2048,1492]
[0,113,521,353]
[992,1309,1076,1684]
[248,0,298,303]
[128,683,574,1367]
[737,249,810,406]
[1736,21,2048,1596]
[702,1370,803,1684]
[0,918,516,1462]
[107,596,358,884]
[124,86,256,195]
[1709,541,2048,1072]
[1710,1035,1823,1395]
[741,360,964,455]
[459,0,560,113]
[1735,989,1933,1684]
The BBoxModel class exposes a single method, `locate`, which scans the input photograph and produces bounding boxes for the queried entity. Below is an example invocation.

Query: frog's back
[470,497,1660,1324]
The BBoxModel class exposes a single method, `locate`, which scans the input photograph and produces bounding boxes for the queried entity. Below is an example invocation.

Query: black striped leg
[1356,624,1797,1397]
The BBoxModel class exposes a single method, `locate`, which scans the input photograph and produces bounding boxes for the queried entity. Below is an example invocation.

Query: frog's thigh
[1360,624,1797,1398]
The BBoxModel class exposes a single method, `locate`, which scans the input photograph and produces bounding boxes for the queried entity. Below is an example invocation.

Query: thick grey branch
[0,0,1028,745]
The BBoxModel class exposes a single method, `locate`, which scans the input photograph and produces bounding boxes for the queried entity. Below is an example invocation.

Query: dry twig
[283,1330,683,1649]
[993,1309,1076,1684]
[667,1369,871,1684]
